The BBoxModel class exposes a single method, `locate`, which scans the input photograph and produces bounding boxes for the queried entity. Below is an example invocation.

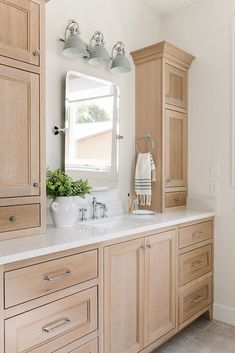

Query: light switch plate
[209,162,220,177]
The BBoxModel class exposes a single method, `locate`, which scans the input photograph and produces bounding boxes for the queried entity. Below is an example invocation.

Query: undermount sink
[80,216,142,231]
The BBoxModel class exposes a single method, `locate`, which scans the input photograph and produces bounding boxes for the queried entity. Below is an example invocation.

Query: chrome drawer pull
[43,269,71,282]
[192,231,204,237]
[191,260,203,267]
[190,294,204,304]
[42,318,70,333]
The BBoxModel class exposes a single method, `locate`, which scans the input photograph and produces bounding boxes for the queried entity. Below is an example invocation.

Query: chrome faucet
[92,197,108,219]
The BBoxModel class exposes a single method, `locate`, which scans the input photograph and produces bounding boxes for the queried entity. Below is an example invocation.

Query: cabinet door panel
[104,239,145,353]
[0,65,40,198]
[145,230,176,344]
[0,0,40,65]
[165,64,186,109]
[165,110,187,188]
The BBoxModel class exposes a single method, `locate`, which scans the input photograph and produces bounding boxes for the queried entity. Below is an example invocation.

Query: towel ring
[136,133,154,154]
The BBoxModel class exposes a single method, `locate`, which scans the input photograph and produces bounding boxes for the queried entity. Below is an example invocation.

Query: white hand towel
[135,152,156,206]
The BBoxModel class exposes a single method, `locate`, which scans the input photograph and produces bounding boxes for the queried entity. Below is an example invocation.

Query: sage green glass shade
[111,53,131,73]
[63,34,88,59]
[88,44,111,65]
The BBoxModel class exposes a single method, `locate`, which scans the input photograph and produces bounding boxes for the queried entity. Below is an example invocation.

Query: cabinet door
[104,239,145,353]
[145,230,176,344]
[165,110,187,188]
[165,64,186,109]
[0,65,40,198]
[0,0,40,65]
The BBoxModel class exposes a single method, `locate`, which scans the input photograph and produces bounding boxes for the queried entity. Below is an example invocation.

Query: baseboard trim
[214,303,235,325]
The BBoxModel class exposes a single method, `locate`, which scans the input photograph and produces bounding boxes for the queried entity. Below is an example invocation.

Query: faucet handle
[80,208,87,221]
[92,197,97,203]
[102,204,108,218]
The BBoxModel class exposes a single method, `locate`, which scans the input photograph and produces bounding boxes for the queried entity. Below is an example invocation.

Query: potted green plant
[46,169,91,227]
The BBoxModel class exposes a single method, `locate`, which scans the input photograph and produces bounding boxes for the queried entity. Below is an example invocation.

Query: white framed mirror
[65,71,120,190]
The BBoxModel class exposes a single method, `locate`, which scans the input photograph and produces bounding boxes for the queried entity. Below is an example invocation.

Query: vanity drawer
[4,249,98,308]
[0,204,40,233]
[179,221,213,249]
[5,287,98,353]
[54,338,98,353]
[179,276,212,324]
[179,245,212,286]
[165,191,186,208]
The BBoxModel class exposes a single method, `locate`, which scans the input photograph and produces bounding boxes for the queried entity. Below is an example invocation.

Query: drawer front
[71,339,98,353]
[179,221,213,249]
[0,204,40,233]
[5,287,98,353]
[54,339,98,353]
[179,277,212,324]
[165,191,186,208]
[5,249,98,308]
[179,245,212,286]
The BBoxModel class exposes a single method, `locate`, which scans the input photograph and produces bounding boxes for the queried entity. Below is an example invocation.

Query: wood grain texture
[0,204,40,233]
[4,249,98,308]
[179,245,212,286]
[145,230,176,345]
[0,65,40,198]
[178,275,212,324]
[104,238,145,353]
[5,286,98,353]
[179,221,213,249]
[135,58,163,212]
[165,191,187,208]
[165,110,187,188]
[0,0,40,66]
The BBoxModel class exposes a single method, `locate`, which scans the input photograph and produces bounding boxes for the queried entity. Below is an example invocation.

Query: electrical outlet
[209,162,220,177]
[210,181,219,196]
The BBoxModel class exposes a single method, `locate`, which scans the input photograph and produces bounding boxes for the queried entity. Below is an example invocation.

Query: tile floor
[153,318,235,353]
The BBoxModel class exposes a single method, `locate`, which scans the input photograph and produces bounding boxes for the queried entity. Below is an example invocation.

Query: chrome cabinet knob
[9,216,17,222]
[33,49,41,57]
[33,182,41,188]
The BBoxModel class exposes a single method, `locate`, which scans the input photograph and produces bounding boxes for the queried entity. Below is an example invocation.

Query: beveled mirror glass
[65,71,120,190]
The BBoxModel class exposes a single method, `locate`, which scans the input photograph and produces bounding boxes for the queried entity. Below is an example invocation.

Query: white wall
[163,0,235,324]
[46,0,162,203]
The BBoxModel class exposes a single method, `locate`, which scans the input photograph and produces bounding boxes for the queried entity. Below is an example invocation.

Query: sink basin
[80,216,140,231]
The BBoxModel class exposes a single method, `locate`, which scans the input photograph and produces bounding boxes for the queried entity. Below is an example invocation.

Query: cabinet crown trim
[130,41,195,67]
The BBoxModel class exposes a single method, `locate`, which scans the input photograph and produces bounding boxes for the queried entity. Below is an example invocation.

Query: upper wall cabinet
[131,41,194,212]
[165,64,187,109]
[0,65,40,198]
[0,0,40,66]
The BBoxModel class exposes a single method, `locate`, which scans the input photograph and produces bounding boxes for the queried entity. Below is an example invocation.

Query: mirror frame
[65,71,120,191]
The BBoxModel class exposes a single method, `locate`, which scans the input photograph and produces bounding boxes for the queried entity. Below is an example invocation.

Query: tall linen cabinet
[0,0,45,239]
[131,41,195,212]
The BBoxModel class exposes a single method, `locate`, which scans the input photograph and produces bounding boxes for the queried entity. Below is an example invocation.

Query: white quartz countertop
[0,209,215,265]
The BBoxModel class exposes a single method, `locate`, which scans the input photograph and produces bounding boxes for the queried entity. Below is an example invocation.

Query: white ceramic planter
[50,196,79,228]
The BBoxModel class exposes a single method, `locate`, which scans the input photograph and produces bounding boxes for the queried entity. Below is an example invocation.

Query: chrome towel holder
[136,133,155,153]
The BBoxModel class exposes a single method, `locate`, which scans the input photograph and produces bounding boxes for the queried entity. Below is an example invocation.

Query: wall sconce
[111,41,131,73]
[60,20,131,74]
[62,20,88,59]
[88,31,111,66]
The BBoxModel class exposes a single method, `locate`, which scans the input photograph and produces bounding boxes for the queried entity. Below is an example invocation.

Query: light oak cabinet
[165,64,187,109]
[131,41,195,212]
[178,219,214,329]
[0,0,45,240]
[0,65,40,198]
[104,230,176,353]
[0,0,40,66]
[1,247,100,353]
[165,110,187,188]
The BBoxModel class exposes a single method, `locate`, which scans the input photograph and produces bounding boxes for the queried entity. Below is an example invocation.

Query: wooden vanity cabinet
[0,0,45,240]
[0,0,41,66]
[1,246,101,353]
[104,229,176,353]
[131,42,195,212]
